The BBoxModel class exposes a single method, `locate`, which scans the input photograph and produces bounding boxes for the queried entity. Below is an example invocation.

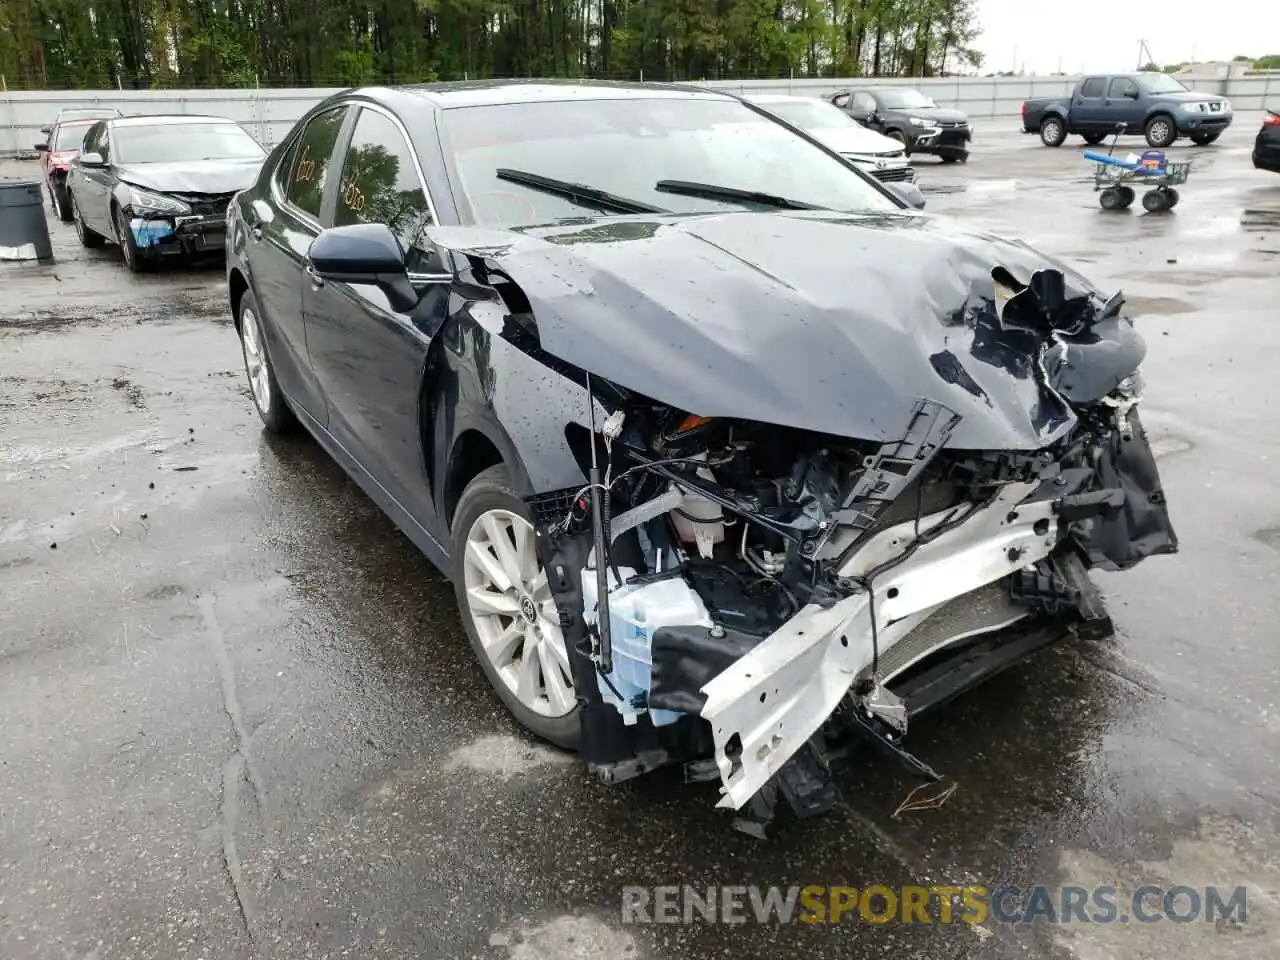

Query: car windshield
[1136,74,1190,94]
[877,90,937,110]
[113,122,265,163]
[761,100,855,131]
[443,97,896,226]
[53,121,94,150]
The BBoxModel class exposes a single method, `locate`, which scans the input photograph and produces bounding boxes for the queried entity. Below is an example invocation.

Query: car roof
[55,107,120,119]
[109,114,241,128]
[745,94,832,106]
[369,79,738,109]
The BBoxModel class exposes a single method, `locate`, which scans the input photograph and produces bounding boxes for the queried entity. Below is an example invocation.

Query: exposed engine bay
[522,266,1178,834]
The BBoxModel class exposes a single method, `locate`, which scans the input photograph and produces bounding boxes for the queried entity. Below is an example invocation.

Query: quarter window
[333,107,434,266]
[284,107,349,219]
[1080,77,1106,98]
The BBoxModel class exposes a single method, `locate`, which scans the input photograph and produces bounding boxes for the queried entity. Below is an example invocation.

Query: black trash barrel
[0,178,54,261]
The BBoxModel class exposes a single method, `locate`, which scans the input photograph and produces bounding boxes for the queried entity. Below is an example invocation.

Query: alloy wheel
[239,305,272,415]
[462,508,576,718]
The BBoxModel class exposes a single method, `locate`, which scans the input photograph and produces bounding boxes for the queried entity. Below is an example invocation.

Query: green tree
[0,0,987,88]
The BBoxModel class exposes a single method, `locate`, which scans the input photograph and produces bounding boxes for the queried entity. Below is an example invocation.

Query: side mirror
[40,125,51,135]
[79,152,106,168]
[1125,89,1140,100]
[35,142,49,152]
[308,223,421,312]
[884,181,926,210]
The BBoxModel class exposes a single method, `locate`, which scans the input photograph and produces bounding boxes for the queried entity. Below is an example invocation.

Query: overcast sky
[973,0,1280,74]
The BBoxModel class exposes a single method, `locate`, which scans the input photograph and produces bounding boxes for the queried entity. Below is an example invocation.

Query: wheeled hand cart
[1084,126,1190,213]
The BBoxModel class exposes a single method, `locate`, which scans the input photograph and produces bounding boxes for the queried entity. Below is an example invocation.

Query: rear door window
[284,107,350,220]
[1080,77,1106,98]
[333,107,436,271]
[853,92,877,113]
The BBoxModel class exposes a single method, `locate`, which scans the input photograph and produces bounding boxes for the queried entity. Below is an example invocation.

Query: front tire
[452,465,580,749]
[114,206,152,273]
[50,181,74,221]
[1144,114,1177,148]
[237,289,295,433]
[71,191,105,248]
[1040,116,1067,147]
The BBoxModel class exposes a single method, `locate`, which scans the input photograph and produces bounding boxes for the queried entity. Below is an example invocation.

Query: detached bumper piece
[530,268,1177,833]
[129,213,228,257]
[913,123,972,157]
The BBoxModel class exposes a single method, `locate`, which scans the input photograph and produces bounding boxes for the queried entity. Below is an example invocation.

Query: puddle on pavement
[1053,815,1279,959]
[1241,208,1280,231]
[490,915,644,960]
[1252,528,1280,551]
[1121,296,1196,317]
[444,733,574,779]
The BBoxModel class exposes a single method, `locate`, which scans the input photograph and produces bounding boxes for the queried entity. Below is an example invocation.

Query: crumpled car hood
[116,158,264,195]
[436,209,1145,450]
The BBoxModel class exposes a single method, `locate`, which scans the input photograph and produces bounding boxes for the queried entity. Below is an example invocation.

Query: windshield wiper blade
[495,168,666,215]
[654,180,821,210]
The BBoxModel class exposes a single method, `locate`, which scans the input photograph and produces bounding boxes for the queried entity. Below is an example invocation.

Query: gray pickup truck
[1022,72,1232,148]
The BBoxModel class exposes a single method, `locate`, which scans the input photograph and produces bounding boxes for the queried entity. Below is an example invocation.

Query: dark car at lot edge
[1022,72,1232,148]
[828,86,972,161]
[34,108,121,222]
[67,114,266,272]
[1254,108,1280,172]
[224,80,1176,824]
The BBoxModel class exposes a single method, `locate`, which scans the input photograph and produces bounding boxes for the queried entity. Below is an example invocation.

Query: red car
[36,108,121,222]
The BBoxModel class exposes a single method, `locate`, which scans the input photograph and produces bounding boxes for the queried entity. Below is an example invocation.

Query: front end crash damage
[118,185,233,257]
[463,217,1178,830]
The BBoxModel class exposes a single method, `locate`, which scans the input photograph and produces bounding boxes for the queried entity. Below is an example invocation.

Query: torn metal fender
[699,481,1058,810]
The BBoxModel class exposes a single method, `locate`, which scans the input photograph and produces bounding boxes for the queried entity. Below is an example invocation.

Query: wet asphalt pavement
[2,116,1279,960]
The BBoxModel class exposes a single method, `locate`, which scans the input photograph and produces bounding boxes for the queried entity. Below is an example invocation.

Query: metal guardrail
[3,74,1276,158]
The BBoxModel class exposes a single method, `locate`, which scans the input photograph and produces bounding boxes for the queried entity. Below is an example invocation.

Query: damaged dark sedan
[68,114,266,272]
[225,81,1177,829]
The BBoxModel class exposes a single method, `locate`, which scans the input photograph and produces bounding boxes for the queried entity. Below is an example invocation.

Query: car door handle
[305,264,324,289]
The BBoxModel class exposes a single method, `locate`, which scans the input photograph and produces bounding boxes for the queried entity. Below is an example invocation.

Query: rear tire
[452,465,581,750]
[1142,189,1171,213]
[70,191,105,248]
[1144,114,1177,148]
[1040,116,1067,147]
